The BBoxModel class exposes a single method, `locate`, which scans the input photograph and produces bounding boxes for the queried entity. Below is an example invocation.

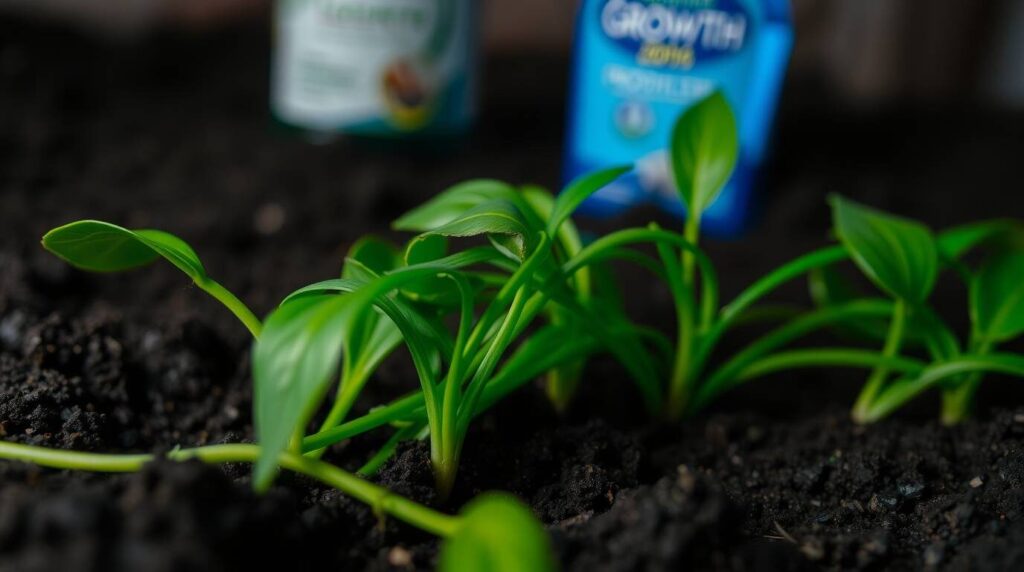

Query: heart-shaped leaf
[830,195,938,304]
[42,220,207,283]
[439,493,556,572]
[971,251,1024,343]
[670,90,739,219]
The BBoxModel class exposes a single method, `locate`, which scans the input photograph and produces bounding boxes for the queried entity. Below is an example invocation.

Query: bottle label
[273,0,475,135]
[565,0,792,235]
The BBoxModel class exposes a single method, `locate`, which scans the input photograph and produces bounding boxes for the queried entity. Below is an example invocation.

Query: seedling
[513,91,1024,426]
[9,89,1024,572]
[252,177,616,496]
[16,219,559,571]
[0,441,555,572]
[812,200,1024,423]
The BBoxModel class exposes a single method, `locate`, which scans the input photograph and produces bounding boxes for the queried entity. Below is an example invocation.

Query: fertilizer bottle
[272,0,477,139]
[564,0,793,235]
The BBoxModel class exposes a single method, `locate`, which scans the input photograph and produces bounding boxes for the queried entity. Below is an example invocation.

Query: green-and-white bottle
[272,0,477,138]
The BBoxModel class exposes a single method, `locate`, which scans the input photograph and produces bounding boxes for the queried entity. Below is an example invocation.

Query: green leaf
[407,199,532,262]
[393,180,518,232]
[440,493,556,572]
[342,236,403,279]
[937,220,1021,260]
[830,195,938,304]
[547,166,630,235]
[252,294,355,490]
[670,90,739,218]
[971,251,1024,342]
[42,220,207,283]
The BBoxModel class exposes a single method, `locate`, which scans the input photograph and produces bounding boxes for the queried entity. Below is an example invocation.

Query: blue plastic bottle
[564,0,793,235]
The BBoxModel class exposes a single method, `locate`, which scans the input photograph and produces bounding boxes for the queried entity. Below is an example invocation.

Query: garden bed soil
[3,18,1024,572]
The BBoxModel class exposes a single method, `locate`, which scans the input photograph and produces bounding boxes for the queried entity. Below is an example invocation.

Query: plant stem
[692,246,849,385]
[852,299,908,422]
[301,393,424,452]
[305,369,369,458]
[200,279,263,338]
[735,349,925,383]
[0,441,459,538]
[939,338,993,425]
[692,300,895,414]
[863,353,1024,422]
[654,225,696,421]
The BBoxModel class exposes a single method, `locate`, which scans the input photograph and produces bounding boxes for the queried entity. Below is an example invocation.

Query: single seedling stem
[852,299,908,422]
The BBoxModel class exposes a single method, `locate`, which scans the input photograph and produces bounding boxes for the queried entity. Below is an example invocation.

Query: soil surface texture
[3,17,1024,572]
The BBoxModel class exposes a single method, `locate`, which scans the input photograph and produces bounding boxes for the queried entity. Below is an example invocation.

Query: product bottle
[564,0,793,235]
[272,0,477,139]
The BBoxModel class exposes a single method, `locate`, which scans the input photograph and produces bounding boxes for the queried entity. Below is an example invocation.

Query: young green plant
[0,441,556,572]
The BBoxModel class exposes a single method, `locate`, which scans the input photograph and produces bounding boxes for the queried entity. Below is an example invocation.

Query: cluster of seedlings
[3,92,1024,570]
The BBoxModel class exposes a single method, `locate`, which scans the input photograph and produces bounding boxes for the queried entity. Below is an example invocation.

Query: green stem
[735,348,925,383]
[863,353,1024,423]
[939,338,993,425]
[658,228,696,421]
[200,279,263,338]
[692,246,849,385]
[0,441,459,538]
[305,368,369,459]
[692,299,895,413]
[301,393,424,453]
[682,217,700,287]
[852,299,908,422]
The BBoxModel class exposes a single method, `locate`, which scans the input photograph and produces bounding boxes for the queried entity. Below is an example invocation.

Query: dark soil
[3,16,1024,572]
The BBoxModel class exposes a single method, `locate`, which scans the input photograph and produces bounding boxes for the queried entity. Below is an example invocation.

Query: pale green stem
[852,299,908,422]
[0,441,459,537]
[199,279,262,338]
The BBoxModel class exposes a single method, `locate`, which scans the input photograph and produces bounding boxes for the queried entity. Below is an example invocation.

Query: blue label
[564,0,792,236]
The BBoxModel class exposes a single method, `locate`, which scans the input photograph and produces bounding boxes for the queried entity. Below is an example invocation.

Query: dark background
[1,8,1023,411]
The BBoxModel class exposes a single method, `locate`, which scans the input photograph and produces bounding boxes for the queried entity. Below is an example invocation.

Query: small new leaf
[548,166,630,235]
[440,493,556,572]
[971,251,1024,343]
[830,195,938,304]
[42,220,207,283]
[670,90,739,218]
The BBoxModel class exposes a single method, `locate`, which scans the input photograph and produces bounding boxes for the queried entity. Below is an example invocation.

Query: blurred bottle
[564,0,793,236]
[271,0,477,139]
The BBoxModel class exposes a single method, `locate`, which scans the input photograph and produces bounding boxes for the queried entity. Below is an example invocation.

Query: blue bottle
[564,0,793,236]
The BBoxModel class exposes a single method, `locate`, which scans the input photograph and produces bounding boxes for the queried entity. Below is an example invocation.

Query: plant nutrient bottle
[272,0,477,139]
[564,0,793,235]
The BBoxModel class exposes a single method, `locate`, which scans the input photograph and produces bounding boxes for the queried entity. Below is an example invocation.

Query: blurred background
[1,0,1022,328]
[5,0,1024,104]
